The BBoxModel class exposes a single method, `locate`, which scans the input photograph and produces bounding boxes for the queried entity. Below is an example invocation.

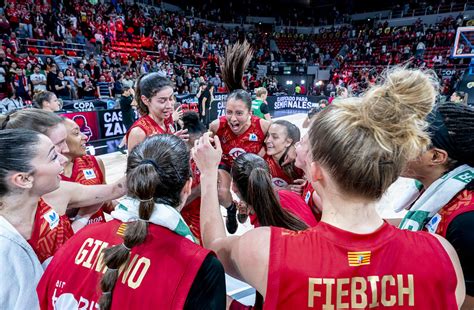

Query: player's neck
[0,193,39,239]
[149,113,165,127]
[319,191,383,234]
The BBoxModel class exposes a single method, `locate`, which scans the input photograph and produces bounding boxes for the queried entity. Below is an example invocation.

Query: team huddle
[0,41,473,310]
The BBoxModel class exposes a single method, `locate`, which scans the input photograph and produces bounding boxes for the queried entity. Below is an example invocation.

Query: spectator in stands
[122,73,134,89]
[295,83,301,94]
[96,75,112,98]
[0,92,24,114]
[64,69,79,100]
[46,64,58,92]
[33,91,60,112]
[450,91,468,105]
[54,71,71,100]
[54,55,70,72]
[416,40,426,59]
[119,85,135,131]
[13,69,30,101]
[190,77,199,94]
[77,62,90,78]
[82,75,96,100]
[30,65,47,93]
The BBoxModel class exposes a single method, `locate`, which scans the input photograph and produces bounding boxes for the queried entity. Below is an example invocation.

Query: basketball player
[181,112,207,243]
[33,91,61,112]
[125,73,188,151]
[295,133,323,221]
[193,67,465,308]
[208,41,271,234]
[61,118,112,232]
[264,120,305,192]
[232,153,317,228]
[400,102,474,308]
[1,110,127,265]
[37,135,225,310]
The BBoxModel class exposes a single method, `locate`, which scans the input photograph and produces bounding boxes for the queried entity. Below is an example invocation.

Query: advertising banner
[97,109,139,140]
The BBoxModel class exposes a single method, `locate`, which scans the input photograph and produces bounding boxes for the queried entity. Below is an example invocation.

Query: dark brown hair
[99,134,190,310]
[0,109,63,135]
[220,40,254,111]
[231,153,308,230]
[135,73,173,116]
[0,129,41,196]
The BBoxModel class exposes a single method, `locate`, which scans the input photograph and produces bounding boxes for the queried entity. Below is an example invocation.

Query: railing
[390,2,468,19]
[18,38,88,55]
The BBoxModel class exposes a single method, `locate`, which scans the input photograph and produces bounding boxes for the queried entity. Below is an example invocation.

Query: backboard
[452,26,474,58]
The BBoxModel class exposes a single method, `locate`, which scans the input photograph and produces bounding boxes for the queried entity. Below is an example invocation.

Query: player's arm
[259,118,271,135]
[193,133,270,297]
[208,119,220,136]
[127,127,146,152]
[42,177,127,215]
[433,234,466,308]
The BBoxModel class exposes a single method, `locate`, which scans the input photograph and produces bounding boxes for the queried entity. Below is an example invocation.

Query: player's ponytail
[220,41,254,111]
[232,153,308,231]
[99,134,190,310]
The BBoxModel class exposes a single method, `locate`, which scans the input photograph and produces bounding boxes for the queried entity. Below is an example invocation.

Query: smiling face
[225,98,251,135]
[46,123,69,155]
[265,124,292,160]
[28,134,67,196]
[63,118,88,159]
[143,86,174,121]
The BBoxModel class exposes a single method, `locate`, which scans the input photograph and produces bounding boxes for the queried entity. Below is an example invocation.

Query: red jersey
[250,190,318,228]
[28,199,74,264]
[265,222,458,309]
[37,220,211,309]
[425,189,474,237]
[302,181,322,221]
[126,114,175,144]
[264,154,304,188]
[181,160,202,243]
[61,155,104,185]
[216,116,266,168]
[60,155,108,226]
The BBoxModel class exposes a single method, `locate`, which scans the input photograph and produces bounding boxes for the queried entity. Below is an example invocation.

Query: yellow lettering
[381,275,396,306]
[93,242,109,273]
[308,278,322,307]
[82,239,103,268]
[398,274,414,306]
[121,254,139,284]
[127,257,151,289]
[75,238,94,265]
[336,278,349,308]
[367,276,380,308]
[351,277,367,308]
[322,278,335,310]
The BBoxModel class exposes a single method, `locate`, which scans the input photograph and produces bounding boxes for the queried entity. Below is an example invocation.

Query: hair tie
[102,291,112,296]
[106,267,118,271]
[137,218,149,223]
[140,159,161,172]
[139,197,154,203]
[121,243,131,251]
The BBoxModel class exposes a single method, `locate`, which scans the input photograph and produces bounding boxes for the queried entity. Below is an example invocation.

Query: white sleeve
[0,237,42,310]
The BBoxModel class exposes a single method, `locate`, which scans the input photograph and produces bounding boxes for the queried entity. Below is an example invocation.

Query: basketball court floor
[96,112,411,305]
